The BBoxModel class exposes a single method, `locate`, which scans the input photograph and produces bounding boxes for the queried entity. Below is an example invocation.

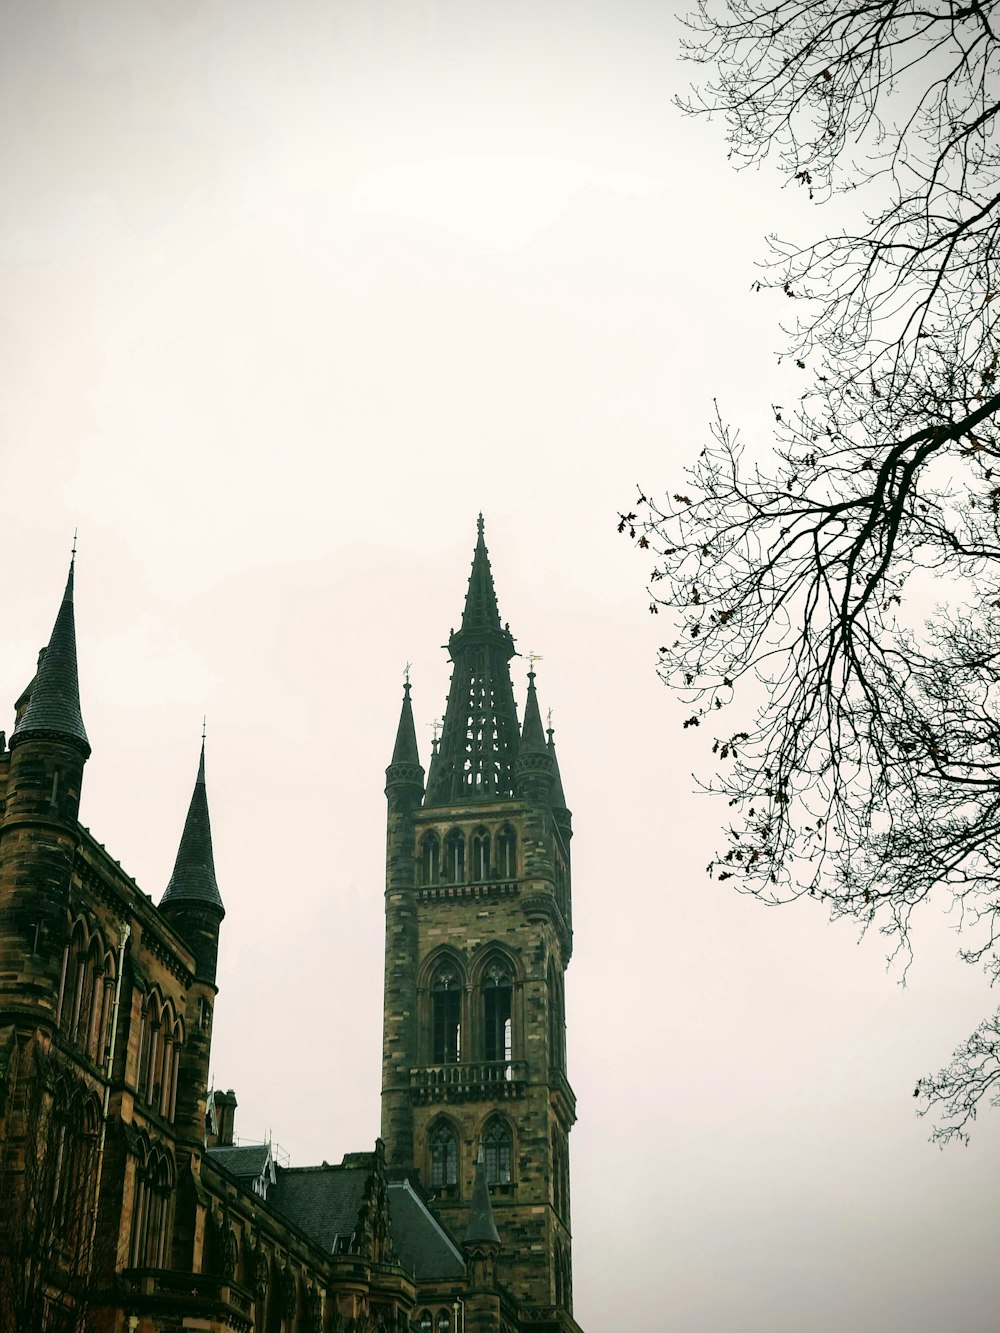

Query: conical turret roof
[547,723,568,811]
[520,670,547,754]
[160,740,224,915]
[386,679,425,793]
[463,1146,501,1248]
[13,559,89,754]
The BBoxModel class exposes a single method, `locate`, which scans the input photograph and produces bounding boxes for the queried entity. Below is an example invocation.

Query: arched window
[496,825,517,879]
[138,993,162,1107]
[431,969,462,1064]
[444,829,465,885]
[482,963,512,1064]
[547,960,565,1073]
[130,1143,173,1269]
[437,1311,452,1333]
[59,920,88,1040]
[429,1122,458,1189]
[421,831,441,885]
[418,1313,433,1333]
[482,1119,513,1186]
[470,828,489,882]
[51,1086,99,1251]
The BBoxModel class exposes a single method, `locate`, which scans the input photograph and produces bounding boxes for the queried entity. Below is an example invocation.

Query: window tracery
[482,1118,513,1186]
[428,1122,458,1190]
[431,968,462,1065]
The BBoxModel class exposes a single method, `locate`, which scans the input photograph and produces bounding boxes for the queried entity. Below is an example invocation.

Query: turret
[159,740,224,1153]
[159,739,225,984]
[462,1147,502,1332]
[7,557,90,824]
[514,669,555,802]
[0,559,89,1020]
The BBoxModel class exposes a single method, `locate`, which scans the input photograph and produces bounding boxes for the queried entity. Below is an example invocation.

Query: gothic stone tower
[382,518,577,1319]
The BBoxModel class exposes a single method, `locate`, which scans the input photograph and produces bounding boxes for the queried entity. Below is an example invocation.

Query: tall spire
[425,517,521,805]
[385,678,425,796]
[160,737,224,914]
[514,668,555,799]
[12,557,90,755]
[463,1145,501,1247]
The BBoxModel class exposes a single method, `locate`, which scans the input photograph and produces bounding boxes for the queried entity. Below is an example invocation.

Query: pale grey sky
[3,4,999,1330]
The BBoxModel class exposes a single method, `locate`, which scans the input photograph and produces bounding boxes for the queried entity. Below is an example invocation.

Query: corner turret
[514,669,555,801]
[385,679,424,812]
[462,1146,502,1332]
[159,739,224,983]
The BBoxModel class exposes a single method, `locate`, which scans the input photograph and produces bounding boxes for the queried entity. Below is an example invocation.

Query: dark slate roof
[205,1142,272,1181]
[388,1180,465,1280]
[160,740,224,913]
[390,682,421,767]
[463,1149,500,1247]
[13,560,89,753]
[269,1162,369,1252]
[268,1162,464,1281]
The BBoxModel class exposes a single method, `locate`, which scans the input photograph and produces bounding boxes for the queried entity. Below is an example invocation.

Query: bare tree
[0,1034,102,1332]
[624,0,1000,1141]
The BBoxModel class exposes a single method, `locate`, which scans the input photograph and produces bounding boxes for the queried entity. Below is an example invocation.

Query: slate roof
[269,1163,369,1252]
[205,1142,272,1181]
[13,560,89,753]
[388,1180,465,1280]
[266,1160,464,1281]
[160,740,224,913]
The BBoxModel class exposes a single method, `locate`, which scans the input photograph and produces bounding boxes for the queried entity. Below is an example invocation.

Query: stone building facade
[0,522,583,1333]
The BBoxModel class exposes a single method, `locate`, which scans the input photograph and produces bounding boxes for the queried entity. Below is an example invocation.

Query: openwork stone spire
[12,558,90,755]
[424,517,520,805]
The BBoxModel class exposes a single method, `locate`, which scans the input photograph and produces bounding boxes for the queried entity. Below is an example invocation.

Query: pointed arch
[426,1115,460,1192]
[470,826,490,882]
[496,823,517,879]
[444,827,465,884]
[480,1114,514,1186]
[420,829,441,885]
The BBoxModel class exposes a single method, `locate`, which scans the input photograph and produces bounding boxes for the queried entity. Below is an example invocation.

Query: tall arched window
[547,960,565,1073]
[431,969,462,1064]
[418,1313,433,1333]
[437,1311,452,1333]
[51,1086,99,1251]
[470,828,489,882]
[482,1119,513,1186]
[429,1122,458,1189]
[421,831,441,885]
[444,829,465,884]
[496,825,517,879]
[130,1143,174,1269]
[482,963,512,1064]
[58,920,88,1040]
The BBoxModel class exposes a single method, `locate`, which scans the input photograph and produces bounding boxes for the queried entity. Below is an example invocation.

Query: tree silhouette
[627,0,1000,1141]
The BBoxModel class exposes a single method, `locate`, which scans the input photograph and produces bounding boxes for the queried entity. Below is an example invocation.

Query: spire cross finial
[527,651,543,674]
[202,715,207,743]
[404,661,412,686]
[547,707,553,728]
[427,718,442,742]
[477,512,485,538]
[71,527,78,560]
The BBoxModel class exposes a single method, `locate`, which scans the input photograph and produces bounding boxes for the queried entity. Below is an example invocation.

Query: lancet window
[431,969,462,1064]
[429,1122,459,1189]
[420,831,441,885]
[129,1140,174,1268]
[496,825,517,879]
[444,829,465,884]
[470,828,489,881]
[482,1118,513,1186]
[482,963,513,1064]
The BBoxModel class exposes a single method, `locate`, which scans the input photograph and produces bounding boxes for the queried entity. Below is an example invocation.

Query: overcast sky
[3,4,999,1330]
